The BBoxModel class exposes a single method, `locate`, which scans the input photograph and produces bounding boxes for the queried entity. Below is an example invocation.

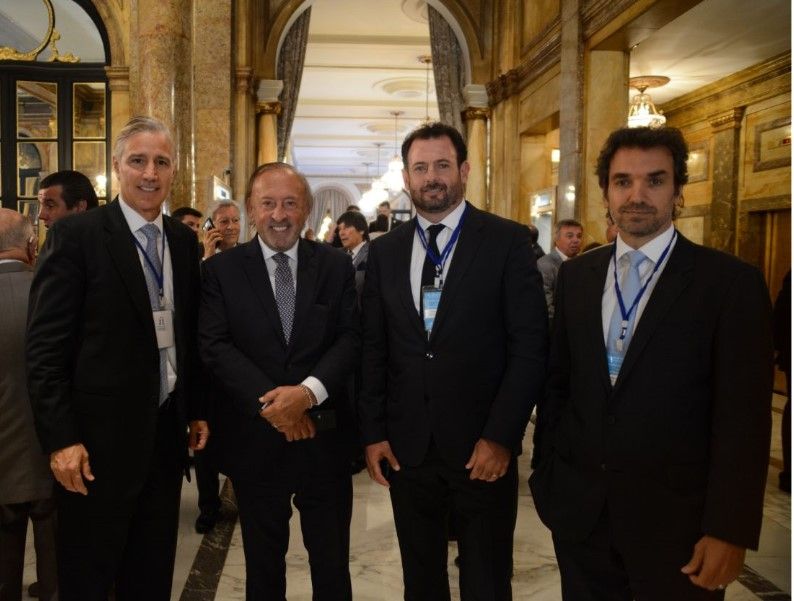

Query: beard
[613,202,671,239]
[409,179,465,214]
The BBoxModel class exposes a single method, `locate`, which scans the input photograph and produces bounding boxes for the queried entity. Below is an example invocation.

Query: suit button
[425,352,434,359]
[607,415,616,425]
[600,463,607,471]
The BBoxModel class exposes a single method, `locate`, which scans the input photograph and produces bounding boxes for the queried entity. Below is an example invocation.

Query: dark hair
[596,127,689,194]
[527,223,539,244]
[554,219,582,236]
[378,201,390,209]
[336,210,369,241]
[346,204,361,212]
[244,162,313,212]
[39,170,98,210]
[171,207,202,221]
[401,122,467,168]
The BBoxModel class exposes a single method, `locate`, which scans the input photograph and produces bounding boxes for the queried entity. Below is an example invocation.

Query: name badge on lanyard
[416,205,468,335]
[133,231,175,350]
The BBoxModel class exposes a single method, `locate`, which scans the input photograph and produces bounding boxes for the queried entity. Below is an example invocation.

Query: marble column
[462,84,489,211]
[234,67,255,202]
[256,79,283,166]
[709,107,745,252]
[135,0,193,209]
[583,50,628,244]
[105,66,130,200]
[556,0,583,221]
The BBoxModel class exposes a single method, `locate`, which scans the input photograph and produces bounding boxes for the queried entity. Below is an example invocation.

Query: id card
[606,352,622,385]
[153,310,174,349]
[422,286,442,333]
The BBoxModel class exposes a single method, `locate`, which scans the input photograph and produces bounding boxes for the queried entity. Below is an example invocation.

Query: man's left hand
[260,385,312,429]
[188,420,210,451]
[681,535,746,591]
[465,438,511,481]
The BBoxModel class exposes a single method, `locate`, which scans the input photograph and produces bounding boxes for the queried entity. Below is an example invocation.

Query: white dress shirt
[349,240,366,261]
[554,246,570,262]
[410,199,468,313]
[601,223,678,345]
[257,235,329,405]
[119,197,177,394]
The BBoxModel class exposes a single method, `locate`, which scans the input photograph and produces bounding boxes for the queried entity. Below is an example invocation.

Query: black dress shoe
[779,471,791,493]
[195,511,219,534]
[28,581,39,597]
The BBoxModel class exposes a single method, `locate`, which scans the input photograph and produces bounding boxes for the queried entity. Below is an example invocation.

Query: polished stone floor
[22,394,791,600]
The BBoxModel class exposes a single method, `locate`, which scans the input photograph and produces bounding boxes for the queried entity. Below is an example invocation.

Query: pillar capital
[236,67,254,95]
[462,107,490,122]
[256,101,282,116]
[709,107,745,132]
[105,66,129,92]
[257,79,283,103]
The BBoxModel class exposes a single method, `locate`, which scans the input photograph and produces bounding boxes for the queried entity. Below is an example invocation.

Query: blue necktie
[273,253,295,343]
[140,224,169,405]
[606,250,646,382]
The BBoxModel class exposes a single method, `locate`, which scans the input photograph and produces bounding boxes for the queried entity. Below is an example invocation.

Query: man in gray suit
[536,219,582,320]
[0,209,57,601]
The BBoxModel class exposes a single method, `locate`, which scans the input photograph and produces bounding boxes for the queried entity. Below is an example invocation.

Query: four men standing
[15,118,776,600]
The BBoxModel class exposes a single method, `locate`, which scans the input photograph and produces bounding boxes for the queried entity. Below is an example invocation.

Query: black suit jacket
[26,200,203,495]
[359,203,548,468]
[530,234,773,550]
[198,237,360,481]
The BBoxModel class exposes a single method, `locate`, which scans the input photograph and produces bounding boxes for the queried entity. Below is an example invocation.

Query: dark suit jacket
[198,237,360,481]
[359,203,548,468]
[0,262,53,505]
[530,234,773,550]
[26,200,203,497]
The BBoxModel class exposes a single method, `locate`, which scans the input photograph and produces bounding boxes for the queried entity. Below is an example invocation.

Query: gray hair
[0,210,34,251]
[207,199,241,220]
[113,116,174,162]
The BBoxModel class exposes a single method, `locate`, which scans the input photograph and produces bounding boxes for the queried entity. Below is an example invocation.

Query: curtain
[428,6,466,141]
[308,187,351,234]
[277,8,311,162]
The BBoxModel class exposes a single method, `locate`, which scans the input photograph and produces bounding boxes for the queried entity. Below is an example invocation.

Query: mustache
[619,203,656,213]
[421,182,447,193]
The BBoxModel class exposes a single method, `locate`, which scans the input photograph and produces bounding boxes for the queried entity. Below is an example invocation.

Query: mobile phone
[202,217,215,231]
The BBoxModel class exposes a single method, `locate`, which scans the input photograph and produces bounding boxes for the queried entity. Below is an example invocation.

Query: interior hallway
[22,394,790,600]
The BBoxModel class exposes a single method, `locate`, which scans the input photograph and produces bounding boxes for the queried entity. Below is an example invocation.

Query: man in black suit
[26,116,208,601]
[199,162,359,599]
[368,200,403,233]
[530,126,773,600]
[360,122,547,600]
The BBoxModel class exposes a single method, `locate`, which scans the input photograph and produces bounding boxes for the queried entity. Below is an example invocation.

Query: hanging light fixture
[627,76,669,128]
[419,55,433,124]
[361,145,388,212]
[382,110,405,193]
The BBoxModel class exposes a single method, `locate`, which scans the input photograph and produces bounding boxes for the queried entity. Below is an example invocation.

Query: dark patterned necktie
[273,252,295,343]
[421,224,445,288]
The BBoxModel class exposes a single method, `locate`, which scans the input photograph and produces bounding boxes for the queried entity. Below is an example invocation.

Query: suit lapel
[429,203,483,340]
[396,219,425,335]
[242,237,287,346]
[585,248,614,392]
[613,233,695,391]
[164,217,187,318]
[104,199,153,329]
[290,239,318,350]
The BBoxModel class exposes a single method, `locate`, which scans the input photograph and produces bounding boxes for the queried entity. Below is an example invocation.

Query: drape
[428,6,466,141]
[309,187,352,234]
[277,8,311,162]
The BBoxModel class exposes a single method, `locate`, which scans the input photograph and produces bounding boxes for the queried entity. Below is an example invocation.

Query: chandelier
[627,76,669,129]
[381,110,405,193]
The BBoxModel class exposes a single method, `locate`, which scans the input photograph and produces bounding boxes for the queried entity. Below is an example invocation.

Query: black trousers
[56,403,184,601]
[552,507,726,601]
[0,498,58,601]
[232,439,353,601]
[195,444,222,516]
[388,443,518,601]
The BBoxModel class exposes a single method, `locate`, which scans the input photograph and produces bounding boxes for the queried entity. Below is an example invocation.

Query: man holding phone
[201,200,242,261]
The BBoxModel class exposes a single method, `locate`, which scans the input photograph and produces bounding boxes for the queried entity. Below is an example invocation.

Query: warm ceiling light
[550,148,560,163]
[627,75,669,128]
[382,110,405,193]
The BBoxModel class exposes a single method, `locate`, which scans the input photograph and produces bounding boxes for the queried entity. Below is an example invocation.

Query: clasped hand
[259,385,315,442]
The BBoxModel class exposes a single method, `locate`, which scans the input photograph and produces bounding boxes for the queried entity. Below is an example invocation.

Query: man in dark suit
[26,116,208,601]
[199,162,359,599]
[360,122,547,600]
[530,126,773,600]
[368,200,403,233]
[0,209,57,601]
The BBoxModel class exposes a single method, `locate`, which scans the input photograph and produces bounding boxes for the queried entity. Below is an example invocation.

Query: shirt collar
[258,235,299,262]
[415,199,467,233]
[554,246,569,262]
[350,240,366,258]
[615,223,676,264]
[119,195,164,233]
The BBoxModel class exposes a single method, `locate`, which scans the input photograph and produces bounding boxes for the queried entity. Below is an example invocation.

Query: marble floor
[21,395,791,600]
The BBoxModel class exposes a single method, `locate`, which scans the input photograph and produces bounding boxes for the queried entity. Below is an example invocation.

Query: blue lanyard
[612,230,677,341]
[132,230,166,301]
[415,204,468,287]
